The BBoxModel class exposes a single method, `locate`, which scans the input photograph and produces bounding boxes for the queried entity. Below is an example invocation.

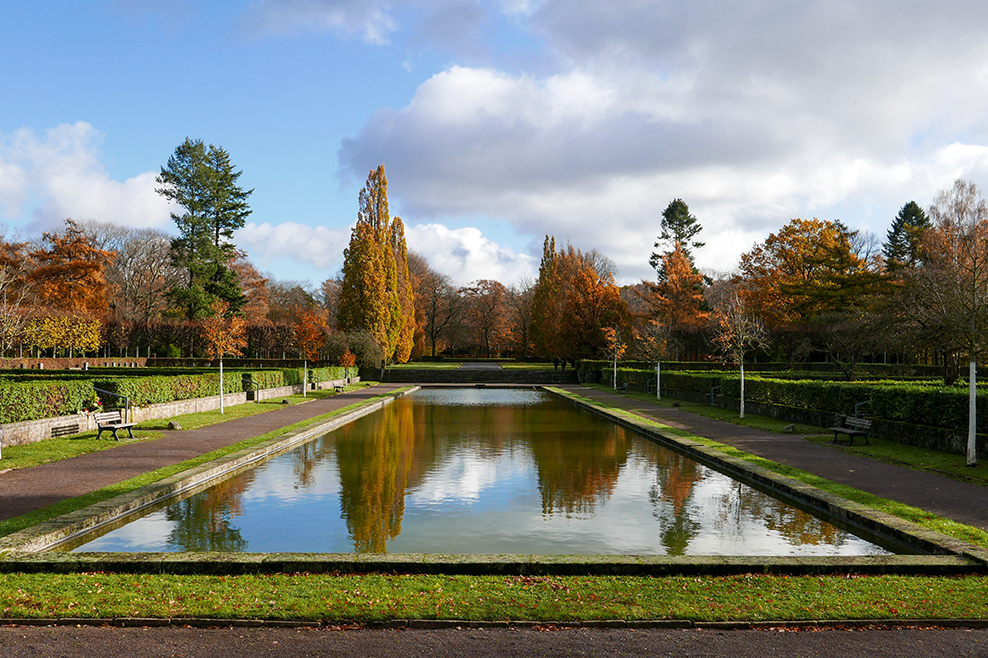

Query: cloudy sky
[3,1,988,288]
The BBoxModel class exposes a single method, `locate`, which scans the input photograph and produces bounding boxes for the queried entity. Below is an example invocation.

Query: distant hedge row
[0,367,357,424]
[606,367,988,434]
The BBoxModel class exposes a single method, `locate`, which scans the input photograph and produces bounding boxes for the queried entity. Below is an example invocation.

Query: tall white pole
[656,361,661,400]
[219,358,225,414]
[969,358,978,466]
[304,359,308,398]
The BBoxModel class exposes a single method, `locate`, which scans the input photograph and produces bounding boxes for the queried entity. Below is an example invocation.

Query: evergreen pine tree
[883,201,931,272]
[650,198,704,280]
[156,138,252,319]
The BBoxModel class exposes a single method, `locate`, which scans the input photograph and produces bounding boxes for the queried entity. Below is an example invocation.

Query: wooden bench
[618,382,629,392]
[95,411,135,441]
[830,416,872,446]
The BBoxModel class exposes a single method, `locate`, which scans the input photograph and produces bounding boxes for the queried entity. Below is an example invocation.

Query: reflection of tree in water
[165,473,254,551]
[648,446,704,555]
[335,400,417,552]
[291,436,336,488]
[713,481,846,547]
[529,416,632,517]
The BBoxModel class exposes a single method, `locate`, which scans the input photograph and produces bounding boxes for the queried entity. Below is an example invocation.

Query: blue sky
[4,1,988,289]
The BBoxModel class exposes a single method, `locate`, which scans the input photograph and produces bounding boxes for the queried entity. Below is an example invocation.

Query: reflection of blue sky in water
[73,389,895,556]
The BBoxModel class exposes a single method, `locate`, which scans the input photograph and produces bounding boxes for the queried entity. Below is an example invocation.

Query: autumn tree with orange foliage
[735,217,886,363]
[291,305,327,396]
[560,263,631,361]
[29,219,114,314]
[200,300,247,413]
[638,242,708,360]
[530,237,630,360]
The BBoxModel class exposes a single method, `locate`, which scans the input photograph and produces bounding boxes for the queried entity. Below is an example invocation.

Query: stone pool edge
[0,386,421,556]
[0,384,983,576]
[546,386,988,572]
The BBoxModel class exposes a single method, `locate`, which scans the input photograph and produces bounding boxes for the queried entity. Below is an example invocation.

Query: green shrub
[0,380,96,424]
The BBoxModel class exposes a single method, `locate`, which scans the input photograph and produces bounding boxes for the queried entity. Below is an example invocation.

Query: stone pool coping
[0,384,984,576]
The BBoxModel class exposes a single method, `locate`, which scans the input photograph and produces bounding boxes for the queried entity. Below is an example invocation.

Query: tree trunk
[219,358,225,414]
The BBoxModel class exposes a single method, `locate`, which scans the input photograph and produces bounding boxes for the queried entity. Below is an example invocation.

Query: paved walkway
[561,385,988,532]
[0,383,410,522]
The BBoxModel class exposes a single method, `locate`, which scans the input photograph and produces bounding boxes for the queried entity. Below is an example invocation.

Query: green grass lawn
[584,383,826,435]
[0,430,163,472]
[387,362,462,369]
[1,572,987,623]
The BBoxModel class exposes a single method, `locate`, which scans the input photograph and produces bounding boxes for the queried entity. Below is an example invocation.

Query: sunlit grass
[0,431,162,472]
[2,572,987,622]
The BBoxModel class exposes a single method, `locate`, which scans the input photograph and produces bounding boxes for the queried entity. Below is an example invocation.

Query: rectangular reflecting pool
[67,388,900,556]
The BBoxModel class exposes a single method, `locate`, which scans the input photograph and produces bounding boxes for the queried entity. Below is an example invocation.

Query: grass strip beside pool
[0,387,413,541]
[1,572,987,623]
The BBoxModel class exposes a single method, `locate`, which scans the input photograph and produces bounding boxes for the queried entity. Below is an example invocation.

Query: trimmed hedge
[0,367,358,424]
[0,380,97,424]
[611,367,988,434]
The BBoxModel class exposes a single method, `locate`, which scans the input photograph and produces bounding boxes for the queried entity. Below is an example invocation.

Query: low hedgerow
[611,367,988,434]
[0,380,96,424]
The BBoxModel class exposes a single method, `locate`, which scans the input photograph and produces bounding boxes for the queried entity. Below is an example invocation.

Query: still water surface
[71,389,895,555]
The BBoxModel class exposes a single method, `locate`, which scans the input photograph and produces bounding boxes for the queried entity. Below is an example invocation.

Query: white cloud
[247,0,398,44]
[236,221,351,270]
[0,122,172,233]
[338,0,988,281]
[405,222,536,285]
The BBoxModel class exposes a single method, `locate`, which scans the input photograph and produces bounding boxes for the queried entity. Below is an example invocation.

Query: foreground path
[561,385,988,532]
[0,384,410,522]
[2,625,986,658]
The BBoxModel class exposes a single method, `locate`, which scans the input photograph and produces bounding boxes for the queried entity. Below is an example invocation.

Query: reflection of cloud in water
[76,511,176,552]
[409,446,534,504]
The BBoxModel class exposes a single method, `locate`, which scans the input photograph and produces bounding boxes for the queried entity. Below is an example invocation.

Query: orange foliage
[640,242,709,331]
[29,219,114,313]
[291,306,327,360]
[200,300,247,359]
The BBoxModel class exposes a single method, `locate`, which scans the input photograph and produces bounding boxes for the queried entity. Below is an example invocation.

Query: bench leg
[126,426,134,439]
[96,427,105,440]
[111,427,119,441]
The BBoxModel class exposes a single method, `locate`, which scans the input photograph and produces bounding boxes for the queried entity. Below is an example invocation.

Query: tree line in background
[1,136,986,380]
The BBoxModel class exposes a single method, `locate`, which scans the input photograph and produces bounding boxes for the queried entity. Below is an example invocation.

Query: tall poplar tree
[337,165,413,363]
[529,235,558,357]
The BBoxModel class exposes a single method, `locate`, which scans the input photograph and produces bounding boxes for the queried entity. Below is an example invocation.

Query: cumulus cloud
[0,122,172,233]
[236,221,351,270]
[405,223,536,285]
[337,1,988,280]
